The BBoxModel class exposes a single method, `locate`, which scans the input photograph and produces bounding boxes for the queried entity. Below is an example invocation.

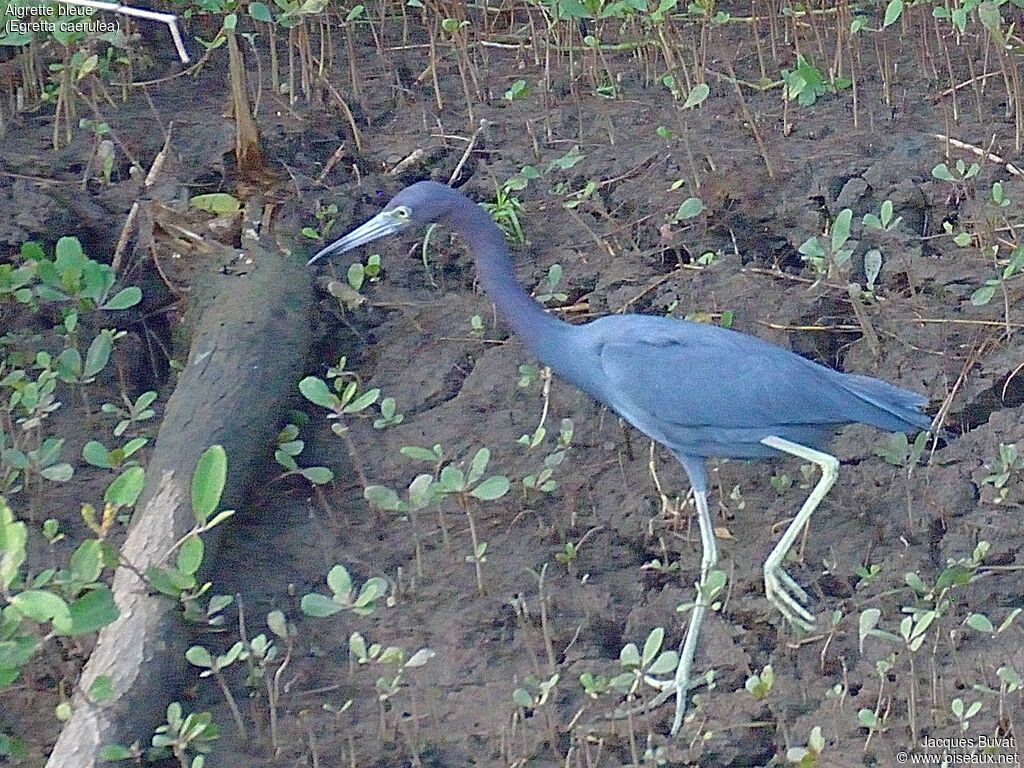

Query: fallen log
[46,236,313,768]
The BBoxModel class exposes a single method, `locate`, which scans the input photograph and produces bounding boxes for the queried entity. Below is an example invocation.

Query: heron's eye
[393,206,411,220]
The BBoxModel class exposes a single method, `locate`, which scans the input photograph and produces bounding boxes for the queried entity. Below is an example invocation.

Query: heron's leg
[669,488,717,735]
[759,435,840,632]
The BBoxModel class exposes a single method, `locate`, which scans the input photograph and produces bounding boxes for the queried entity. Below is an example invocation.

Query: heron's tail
[840,373,933,432]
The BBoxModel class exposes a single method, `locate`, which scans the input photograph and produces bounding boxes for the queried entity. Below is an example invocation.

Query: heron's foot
[607,671,710,721]
[764,561,815,632]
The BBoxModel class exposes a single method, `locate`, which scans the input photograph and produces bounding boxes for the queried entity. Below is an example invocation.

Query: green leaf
[299,376,336,408]
[327,564,353,598]
[619,642,641,668]
[99,744,134,762]
[300,593,344,617]
[83,333,114,378]
[83,441,112,468]
[859,607,881,653]
[0,517,28,591]
[190,193,242,214]
[104,466,145,507]
[145,565,194,597]
[70,540,103,584]
[40,464,73,482]
[831,209,853,251]
[977,1,1002,31]
[971,285,996,306]
[185,645,214,668]
[177,536,204,576]
[64,587,118,634]
[400,445,442,461]
[647,650,678,676]
[248,1,273,20]
[364,485,403,511]
[512,688,533,707]
[438,464,466,492]
[682,82,709,109]
[883,0,903,26]
[468,447,490,486]
[966,613,995,633]
[470,475,509,501]
[347,262,364,291]
[55,236,84,265]
[353,577,387,615]
[299,466,334,484]
[192,445,227,524]
[343,388,379,413]
[642,627,664,666]
[674,197,704,220]
[101,287,142,310]
[12,590,72,632]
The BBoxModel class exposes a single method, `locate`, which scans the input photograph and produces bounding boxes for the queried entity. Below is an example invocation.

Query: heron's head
[307,181,455,265]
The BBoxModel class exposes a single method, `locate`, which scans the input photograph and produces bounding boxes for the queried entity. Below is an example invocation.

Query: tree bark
[46,239,312,768]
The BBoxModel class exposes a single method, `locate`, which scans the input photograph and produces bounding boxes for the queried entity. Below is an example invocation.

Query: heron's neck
[448,195,570,364]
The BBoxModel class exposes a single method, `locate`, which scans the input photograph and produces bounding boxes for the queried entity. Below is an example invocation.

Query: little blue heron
[308,180,932,733]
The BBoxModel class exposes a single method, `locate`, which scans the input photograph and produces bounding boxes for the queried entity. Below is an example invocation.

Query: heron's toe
[764,565,815,631]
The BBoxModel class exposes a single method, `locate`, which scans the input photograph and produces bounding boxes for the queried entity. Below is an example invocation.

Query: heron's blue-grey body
[309,180,931,733]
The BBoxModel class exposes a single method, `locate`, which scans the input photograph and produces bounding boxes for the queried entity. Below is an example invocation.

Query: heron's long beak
[307,209,404,265]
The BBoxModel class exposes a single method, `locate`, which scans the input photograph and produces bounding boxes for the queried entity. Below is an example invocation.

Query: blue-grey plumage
[309,180,932,734]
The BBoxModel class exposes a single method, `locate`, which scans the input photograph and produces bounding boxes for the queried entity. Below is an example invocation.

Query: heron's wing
[591,318,908,434]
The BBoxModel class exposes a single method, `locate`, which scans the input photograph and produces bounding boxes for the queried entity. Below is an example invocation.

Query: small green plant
[932,157,980,187]
[300,564,388,618]
[855,562,882,589]
[346,253,382,292]
[480,167,538,244]
[951,697,982,731]
[875,430,929,471]
[513,672,560,710]
[970,245,1024,307]
[0,463,156,695]
[677,568,728,618]
[641,557,680,574]
[1,237,141,495]
[745,664,775,699]
[373,397,404,429]
[81,436,148,469]
[150,702,220,767]
[81,118,115,184]
[301,202,339,241]
[786,725,826,766]
[862,199,902,232]
[366,447,509,594]
[482,185,526,244]
[101,390,158,436]
[521,418,573,494]
[616,627,680,698]
[503,78,528,101]
[769,472,793,493]
[517,363,541,388]
[991,180,1011,208]
[980,443,1023,503]
[145,446,237,621]
[299,357,381,436]
[535,263,568,305]
[798,208,854,279]
[273,420,334,485]
[185,642,248,738]
[781,55,850,106]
